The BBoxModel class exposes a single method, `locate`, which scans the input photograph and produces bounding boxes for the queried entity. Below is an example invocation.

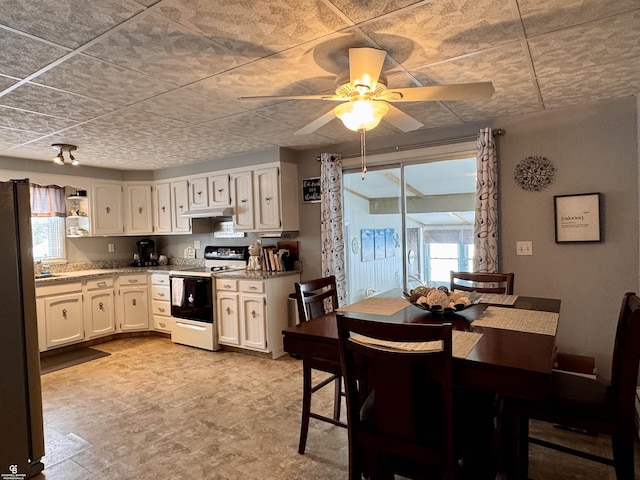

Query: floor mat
[40,347,111,374]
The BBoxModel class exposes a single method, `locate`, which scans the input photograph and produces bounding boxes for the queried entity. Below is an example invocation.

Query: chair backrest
[450,271,515,295]
[610,292,640,419]
[337,314,455,480]
[294,276,339,323]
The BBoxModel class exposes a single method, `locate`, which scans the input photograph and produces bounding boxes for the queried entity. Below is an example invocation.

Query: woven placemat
[337,297,409,316]
[478,294,518,305]
[472,306,558,336]
[350,330,482,359]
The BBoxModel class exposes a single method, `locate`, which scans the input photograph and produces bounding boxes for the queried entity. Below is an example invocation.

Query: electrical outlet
[108,243,115,253]
[194,240,201,250]
[516,241,532,256]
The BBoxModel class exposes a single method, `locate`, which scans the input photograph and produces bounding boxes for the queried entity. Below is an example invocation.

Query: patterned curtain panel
[474,128,499,273]
[320,153,347,306]
[30,184,66,217]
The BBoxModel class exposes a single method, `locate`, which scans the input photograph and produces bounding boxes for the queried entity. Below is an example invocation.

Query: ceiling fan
[239,47,495,135]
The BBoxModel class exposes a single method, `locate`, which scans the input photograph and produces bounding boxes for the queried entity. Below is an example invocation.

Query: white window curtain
[474,128,499,273]
[320,153,347,306]
[30,184,65,217]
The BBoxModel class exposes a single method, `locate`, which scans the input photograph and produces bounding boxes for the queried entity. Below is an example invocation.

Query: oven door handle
[175,322,207,331]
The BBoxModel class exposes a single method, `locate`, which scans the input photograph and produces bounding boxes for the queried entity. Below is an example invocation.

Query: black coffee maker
[134,239,157,266]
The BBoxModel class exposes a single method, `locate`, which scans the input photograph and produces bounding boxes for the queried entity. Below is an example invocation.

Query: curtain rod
[317,128,506,161]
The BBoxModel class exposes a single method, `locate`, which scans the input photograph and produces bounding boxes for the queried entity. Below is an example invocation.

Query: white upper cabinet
[231,162,299,233]
[92,183,124,235]
[231,170,255,231]
[208,173,231,207]
[123,183,154,235]
[188,176,209,210]
[171,180,191,233]
[154,182,172,234]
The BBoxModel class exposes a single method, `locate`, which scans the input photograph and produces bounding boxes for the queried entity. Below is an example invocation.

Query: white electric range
[169,246,249,351]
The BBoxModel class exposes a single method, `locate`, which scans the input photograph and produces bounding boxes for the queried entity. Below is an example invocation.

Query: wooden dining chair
[293,276,346,454]
[337,314,456,480]
[507,291,640,479]
[450,271,515,295]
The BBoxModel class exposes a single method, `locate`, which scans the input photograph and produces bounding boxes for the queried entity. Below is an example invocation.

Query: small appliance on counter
[132,238,158,266]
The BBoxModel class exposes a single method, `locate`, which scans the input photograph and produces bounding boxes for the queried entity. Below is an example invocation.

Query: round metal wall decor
[514,155,556,191]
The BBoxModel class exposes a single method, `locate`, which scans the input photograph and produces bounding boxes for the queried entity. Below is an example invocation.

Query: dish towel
[171,277,184,306]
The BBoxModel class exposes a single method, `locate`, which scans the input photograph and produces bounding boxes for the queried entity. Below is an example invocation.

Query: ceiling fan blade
[239,94,345,101]
[383,103,424,132]
[381,82,495,102]
[294,109,336,135]
[349,47,386,90]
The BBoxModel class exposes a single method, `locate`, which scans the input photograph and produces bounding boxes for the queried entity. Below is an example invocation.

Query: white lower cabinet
[116,274,149,331]
[216,274,299,358]
[36,282,84,350]
[151,273,173,333]
[84,277,116,339]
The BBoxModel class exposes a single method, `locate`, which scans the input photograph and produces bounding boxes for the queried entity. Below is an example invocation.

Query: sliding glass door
[342,153,476,302]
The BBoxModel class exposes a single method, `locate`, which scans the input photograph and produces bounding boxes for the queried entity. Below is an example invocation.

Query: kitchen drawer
[85,277,114,290]
[216,278,238,292]
[153,314,173,333]
[151,273,170,286]
[151,285,170,301]
[118,274,148,286]
[152,299,170,317]
[36,281,82,297]
[240,280,264,294]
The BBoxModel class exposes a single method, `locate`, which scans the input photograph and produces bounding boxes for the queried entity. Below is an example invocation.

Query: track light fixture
[51,144,79,166]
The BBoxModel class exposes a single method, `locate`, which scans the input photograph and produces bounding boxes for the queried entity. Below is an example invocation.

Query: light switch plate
[516,241,532,256]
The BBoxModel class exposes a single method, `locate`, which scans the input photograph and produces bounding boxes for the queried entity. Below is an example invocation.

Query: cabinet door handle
[197,191,203,197]
[98,302,104,310]
[161,206,166,213]
[249,286,257,290]
[158,307,165,313]
[179,204,184,210]
[265,196,271,204]
[241,199,247,204]
[159,322,166,328]
[98,281,107,287]
[106,206,111,214]
[158,292,165,297]
[250,310,257,318]
[138,207,143,214]
[217,188,224,193]
[132,299,137,306]
[62,308,67,318]
[129,279,138,283]
[225,307,231,314]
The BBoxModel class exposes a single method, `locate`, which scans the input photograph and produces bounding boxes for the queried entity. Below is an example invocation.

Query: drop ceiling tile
[362,0,520,69]
[0,0,146,49]
[253,100,336,129]
[519,0,640,37]
[135,87,247,124]
[156,0,351,59]
[33,54,173,105]
[81,107,191,136]
[538,55,640,109]
[0,127,45,149]
[84,12,245,86]
[0,106,78,134]
[409,42,541,121]
[327,0,423,24]
[0,83,117,121]
[0,76,17,90]
[529,10,640,77]
[0,29,69,78]
[385,103,463,131]
[202,111,292,137]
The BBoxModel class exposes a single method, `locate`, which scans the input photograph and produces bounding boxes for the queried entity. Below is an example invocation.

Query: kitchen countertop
[34,265,200,284]
[34,266,300,284]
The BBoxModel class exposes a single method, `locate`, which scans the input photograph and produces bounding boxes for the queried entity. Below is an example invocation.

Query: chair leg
[298,359,312,454]
[516,415,529,480]
[611,432,635,480]
[333,375,342,421]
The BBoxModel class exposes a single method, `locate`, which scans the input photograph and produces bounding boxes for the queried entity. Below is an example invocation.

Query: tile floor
[34,337,640,479]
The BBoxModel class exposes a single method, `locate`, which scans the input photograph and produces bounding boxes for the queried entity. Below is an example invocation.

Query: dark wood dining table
[282,291,561,402]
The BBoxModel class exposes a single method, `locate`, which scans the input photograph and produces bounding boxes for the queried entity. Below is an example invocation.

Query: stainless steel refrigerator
[0,179,45,478]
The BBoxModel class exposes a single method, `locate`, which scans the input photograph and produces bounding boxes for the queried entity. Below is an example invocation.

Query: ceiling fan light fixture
[334,99,389,132]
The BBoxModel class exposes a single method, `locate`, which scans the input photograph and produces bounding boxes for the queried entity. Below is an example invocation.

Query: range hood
[181,207,234,218]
